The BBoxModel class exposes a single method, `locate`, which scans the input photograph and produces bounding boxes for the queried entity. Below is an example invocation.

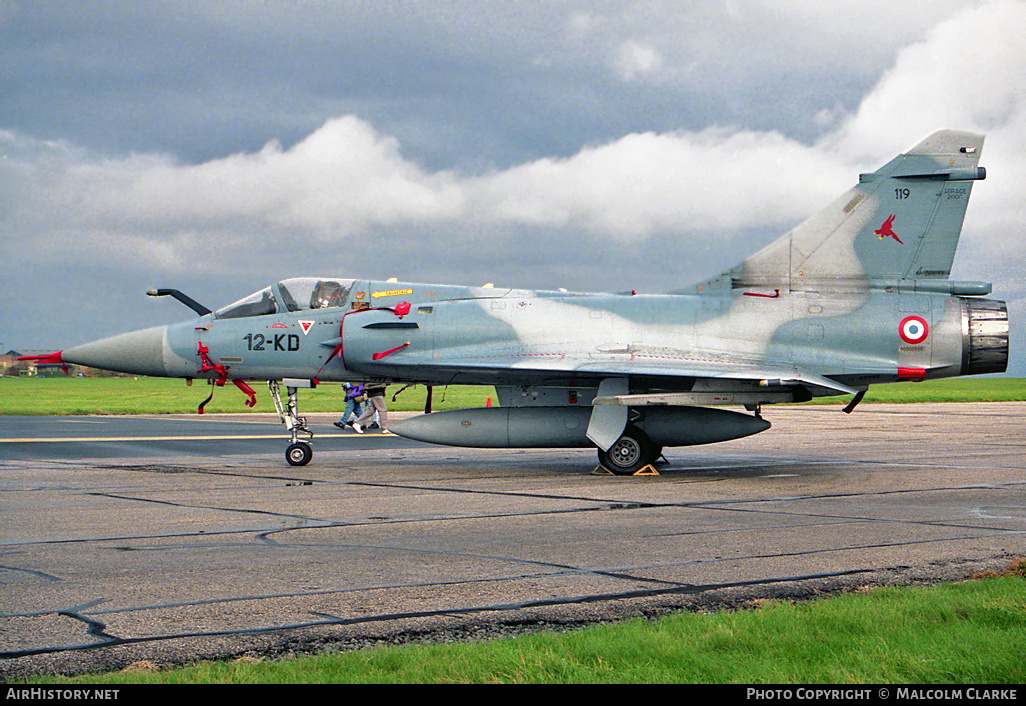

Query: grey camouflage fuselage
[48,130,1010,472]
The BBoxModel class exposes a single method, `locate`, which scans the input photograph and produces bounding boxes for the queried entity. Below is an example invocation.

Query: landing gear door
[586,377,629,451]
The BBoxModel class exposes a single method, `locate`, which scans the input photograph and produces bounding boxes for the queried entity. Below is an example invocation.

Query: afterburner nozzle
[62,325,170,377]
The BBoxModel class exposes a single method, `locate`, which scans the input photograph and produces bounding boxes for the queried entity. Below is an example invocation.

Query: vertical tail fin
[729,130,986,291]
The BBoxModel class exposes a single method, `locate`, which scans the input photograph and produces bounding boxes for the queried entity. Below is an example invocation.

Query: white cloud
[2,118,854,255]
[830,0,1026,157]
[5,117,467,248]
[613,40,663,80]
[469,129,850,237]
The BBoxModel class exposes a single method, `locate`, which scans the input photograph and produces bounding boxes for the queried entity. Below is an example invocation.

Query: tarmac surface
[2,403,1024,678]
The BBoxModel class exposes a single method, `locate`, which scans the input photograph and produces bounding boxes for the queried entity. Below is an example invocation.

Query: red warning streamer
[196,342,228,385]
[18,351,68,375]
[372,342,411,360]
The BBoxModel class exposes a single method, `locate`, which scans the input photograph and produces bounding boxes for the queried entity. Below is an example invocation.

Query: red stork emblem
[874,214,903,244]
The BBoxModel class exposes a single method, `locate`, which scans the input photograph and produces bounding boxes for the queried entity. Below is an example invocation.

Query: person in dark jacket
[351,383,390,434]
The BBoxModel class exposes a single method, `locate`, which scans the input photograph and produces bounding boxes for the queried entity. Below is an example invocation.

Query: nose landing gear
[269,380,315,466]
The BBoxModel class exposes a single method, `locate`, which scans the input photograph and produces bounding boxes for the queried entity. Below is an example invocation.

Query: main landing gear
[269,380,314,466]
[596,425,662,476]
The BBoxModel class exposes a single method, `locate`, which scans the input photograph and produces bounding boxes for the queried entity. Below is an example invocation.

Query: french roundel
[899,315,929,345]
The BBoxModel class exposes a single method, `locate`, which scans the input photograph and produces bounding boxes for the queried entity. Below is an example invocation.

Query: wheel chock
[592,464,660,476]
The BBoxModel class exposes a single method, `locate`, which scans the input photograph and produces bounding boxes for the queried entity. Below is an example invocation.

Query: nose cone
[62,325,169,377]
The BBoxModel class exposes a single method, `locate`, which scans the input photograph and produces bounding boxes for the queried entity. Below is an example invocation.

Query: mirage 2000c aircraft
[24,130,1009,473]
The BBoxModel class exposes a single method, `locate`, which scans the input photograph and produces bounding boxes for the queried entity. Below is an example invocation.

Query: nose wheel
[269,380,315,466]
[286,441,313,467]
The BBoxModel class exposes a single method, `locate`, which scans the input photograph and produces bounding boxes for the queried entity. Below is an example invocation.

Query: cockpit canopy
[215,278,356,319]
[278,277,355,311]
[215,287,278,319]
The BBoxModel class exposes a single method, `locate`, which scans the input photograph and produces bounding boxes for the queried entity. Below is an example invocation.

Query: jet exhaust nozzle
[961,298,1009,376]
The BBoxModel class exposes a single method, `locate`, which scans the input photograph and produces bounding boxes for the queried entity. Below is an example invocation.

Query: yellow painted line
[0,434,387,443]
[0,435,284,443]
[0,430,389,441]
[0,433,387,443]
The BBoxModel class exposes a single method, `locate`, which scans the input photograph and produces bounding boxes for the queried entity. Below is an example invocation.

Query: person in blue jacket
[334,382,367,429]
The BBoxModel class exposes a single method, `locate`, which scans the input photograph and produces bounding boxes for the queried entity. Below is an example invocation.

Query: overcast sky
[2,0,1024,374]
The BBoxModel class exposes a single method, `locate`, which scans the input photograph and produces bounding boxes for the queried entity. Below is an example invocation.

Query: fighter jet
[23,130,1009,473]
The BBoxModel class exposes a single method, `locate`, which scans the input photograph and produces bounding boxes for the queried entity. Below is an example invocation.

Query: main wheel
[597,427,656,475]
[286,441,313,466]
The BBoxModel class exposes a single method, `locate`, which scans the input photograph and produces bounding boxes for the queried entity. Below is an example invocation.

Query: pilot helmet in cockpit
[310,280,345,308]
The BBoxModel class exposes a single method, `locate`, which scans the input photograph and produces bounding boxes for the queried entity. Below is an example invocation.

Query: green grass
[810,376,1026,405]
[0,376,497,415]
[22,562,1026,684]
[2,375,1023,416]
